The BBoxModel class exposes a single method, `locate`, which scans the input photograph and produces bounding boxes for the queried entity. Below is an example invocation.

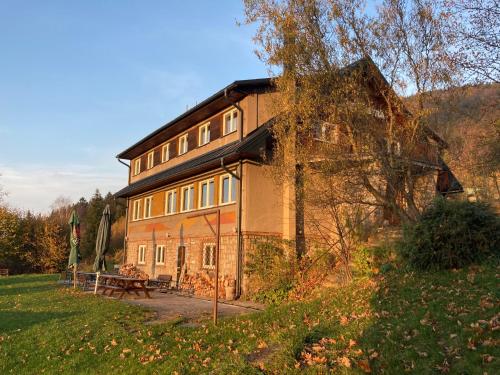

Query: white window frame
[314,122,339,144]
[178,134,188,155]
[165,189,177,215]
[132,199,142,221]
[144,196,153,219]
[202,243,216,269]
[147,151,154,169]
[198,122,210,146]
[198,178,215,209]
[180,184,195,212]
[134,159,141,176]
[223,109,238,136]
[161,143,170,163]
[138,245,146,265]
[155,245,165,265]
[219,174,237,205]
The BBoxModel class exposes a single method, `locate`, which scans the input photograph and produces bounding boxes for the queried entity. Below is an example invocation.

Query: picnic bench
[96,274,154,299]
[148,274,174,292]
[0,269,9,277]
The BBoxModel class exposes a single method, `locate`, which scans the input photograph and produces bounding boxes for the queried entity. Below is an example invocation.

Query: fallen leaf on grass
[357,359,371,373]
[338,356,351,368]
[257,340,268,349]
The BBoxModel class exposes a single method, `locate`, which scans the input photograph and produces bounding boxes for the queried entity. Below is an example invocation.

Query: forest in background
[0,190,126,274]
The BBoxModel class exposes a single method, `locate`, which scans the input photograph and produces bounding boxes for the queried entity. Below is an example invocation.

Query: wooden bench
[0,269,8,277]
[148,274,173,292]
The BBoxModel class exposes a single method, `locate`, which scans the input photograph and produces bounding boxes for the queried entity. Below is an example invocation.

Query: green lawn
[0,264,498,374]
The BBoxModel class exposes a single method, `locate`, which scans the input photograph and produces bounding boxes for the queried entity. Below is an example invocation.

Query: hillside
[422,84,500,202]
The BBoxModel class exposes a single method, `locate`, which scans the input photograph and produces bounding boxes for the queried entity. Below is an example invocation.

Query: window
[314,122,339,144]
[223,109,238,135]
[155,245,165,265]
[199,179,215,208]
[178,134,188,155]
[387,140,402,156]
[144,196,153,219]
[220,174,237,204]
[165,189,177,215]
[147,151,154,169]
[202,243,216,269]
[180,185,194,212]
[138,245,146,265]
[134,159,141,176]
[198,122,210,146]
[162,143,170,162]
[132,199,141,221]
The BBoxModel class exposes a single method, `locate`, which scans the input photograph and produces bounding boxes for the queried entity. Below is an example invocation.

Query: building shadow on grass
[0,283,56,297]
[0,310,78,333]
[0,274,57,287]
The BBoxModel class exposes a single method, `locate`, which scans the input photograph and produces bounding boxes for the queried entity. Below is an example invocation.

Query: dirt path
[122,291,263,324]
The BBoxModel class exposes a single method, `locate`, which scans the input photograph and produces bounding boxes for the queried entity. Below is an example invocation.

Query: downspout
[117,158,131,266]
[224,89,244,298]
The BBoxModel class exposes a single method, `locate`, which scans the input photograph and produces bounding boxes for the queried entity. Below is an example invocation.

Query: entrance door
[176,245,186,287]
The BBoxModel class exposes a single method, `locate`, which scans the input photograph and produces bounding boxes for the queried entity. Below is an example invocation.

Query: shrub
[245,239,296,304]
[399,198,500,270]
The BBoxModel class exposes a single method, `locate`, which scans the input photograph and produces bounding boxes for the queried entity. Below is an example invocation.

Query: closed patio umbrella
[93,204,111,272]
[68,210,81,288]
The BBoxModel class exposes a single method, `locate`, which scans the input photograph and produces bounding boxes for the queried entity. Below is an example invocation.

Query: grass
[0,263,498,374]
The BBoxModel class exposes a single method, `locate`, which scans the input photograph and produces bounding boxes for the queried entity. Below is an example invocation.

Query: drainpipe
[223,89,244,298]
[117,158,130,266]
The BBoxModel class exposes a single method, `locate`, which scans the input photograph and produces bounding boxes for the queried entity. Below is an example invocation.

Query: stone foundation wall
[126,231,279,296]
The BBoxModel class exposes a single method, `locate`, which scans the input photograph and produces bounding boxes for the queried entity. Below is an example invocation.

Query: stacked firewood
[118,264,149,280]
[180,271,234,299]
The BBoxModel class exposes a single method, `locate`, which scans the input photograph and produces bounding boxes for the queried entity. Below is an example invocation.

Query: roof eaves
[116,78,273,159]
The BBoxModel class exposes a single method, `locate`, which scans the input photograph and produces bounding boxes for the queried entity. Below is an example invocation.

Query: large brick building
[114,59,461,298]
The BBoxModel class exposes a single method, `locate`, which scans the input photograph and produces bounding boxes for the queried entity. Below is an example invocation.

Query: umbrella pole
[73,265,77,289]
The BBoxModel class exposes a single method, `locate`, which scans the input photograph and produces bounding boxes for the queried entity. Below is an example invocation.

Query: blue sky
[0,1,268,213]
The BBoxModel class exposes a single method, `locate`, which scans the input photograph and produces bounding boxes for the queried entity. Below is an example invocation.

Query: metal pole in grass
[67,210,81,290]
[94,271,100,294]
[187,209,221,325]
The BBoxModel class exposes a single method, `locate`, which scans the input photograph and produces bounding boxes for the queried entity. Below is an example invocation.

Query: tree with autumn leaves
[243,0,497,278]
[0,190,126,274]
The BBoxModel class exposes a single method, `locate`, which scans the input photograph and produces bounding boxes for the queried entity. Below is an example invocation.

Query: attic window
[179,134,188,155]
[134,159,141,176]
[223,109,238,135]
[199,123,210,146]
[147,152,154,169]
[162,143,170,163]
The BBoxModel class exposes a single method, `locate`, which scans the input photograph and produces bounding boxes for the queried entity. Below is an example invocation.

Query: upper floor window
[314,122,339,144]
[144,196,153,219]
[165,189,177,215]
[147,151,154,169]
[162,143,170,163]
[220,174,237,204]
[138,245,146,265]
[199,179,215,209]
[199,122,210,146]
[134,159,141,176]
[179,134,188,155]
[180,184,194,212]
[202,243,216,269]
[223,109,238,135]
[132,199,141,221]
[155,245,165,265]
[387,140,402,156]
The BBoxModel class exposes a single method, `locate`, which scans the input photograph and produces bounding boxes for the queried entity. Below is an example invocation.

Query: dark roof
[437,158,464,195]
[114,122,272,199]
[116,78,274,160]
